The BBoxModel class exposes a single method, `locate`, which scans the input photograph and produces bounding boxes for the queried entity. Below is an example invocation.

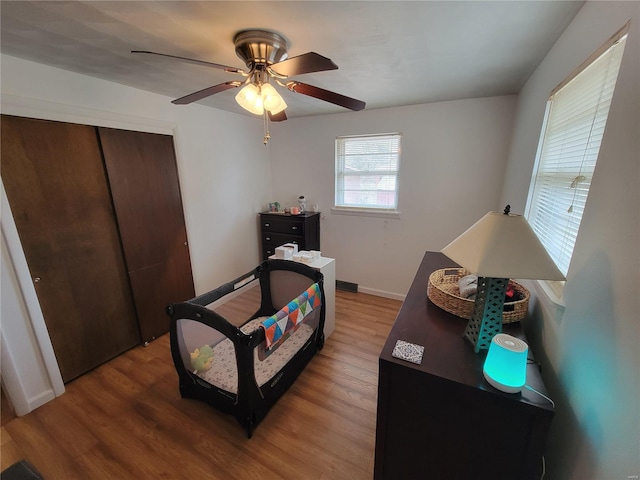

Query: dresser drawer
[260,215,305,235]
[262,231,303,247]
[263,246,276,259]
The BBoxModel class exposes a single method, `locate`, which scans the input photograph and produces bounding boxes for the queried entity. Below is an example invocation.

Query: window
[525,26,628,282]
[335,133,401,213]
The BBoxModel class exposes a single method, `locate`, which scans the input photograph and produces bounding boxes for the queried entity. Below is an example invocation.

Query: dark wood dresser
[259,211,320,260]
[374,251,554,480]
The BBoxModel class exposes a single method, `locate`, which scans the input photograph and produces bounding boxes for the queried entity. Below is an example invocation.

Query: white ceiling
[0,1,585,119]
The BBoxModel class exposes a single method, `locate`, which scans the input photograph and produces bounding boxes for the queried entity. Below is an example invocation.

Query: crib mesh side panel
[253,269,321,361]
[175,318,239,395]
[269,270,315,310]
[209,281,262,328]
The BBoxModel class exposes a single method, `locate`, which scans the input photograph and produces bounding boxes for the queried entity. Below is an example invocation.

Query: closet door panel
[128,255,197,342]
[98,127,195,343]
[1,115,141,382]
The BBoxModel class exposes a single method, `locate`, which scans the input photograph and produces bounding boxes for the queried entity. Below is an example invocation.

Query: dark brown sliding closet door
[98,127,195,343]
[1,115,140,382]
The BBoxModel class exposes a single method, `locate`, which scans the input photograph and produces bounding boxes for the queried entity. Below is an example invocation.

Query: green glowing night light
[483,333,528,393]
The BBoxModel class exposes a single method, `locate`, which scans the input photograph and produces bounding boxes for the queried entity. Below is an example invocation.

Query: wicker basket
[427,268,529,323]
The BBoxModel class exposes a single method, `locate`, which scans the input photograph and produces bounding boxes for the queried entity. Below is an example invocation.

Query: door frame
[2,183,64,414]
[0,93,179,415]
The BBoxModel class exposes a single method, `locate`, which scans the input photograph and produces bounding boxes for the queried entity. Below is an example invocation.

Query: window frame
[525,24,629,302]
[333,133,402,218]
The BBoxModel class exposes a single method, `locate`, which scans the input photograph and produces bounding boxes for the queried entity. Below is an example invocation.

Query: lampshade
[441,206,565,353]
[235,83,264,115]
[261,83,287,114]
[483,333,528,393]
[441,210,565,280]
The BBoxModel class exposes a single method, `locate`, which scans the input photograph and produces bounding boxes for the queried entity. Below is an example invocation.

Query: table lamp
[441,205,565,352]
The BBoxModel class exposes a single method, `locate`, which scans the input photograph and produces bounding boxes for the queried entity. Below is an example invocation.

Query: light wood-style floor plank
[1,290,400,479]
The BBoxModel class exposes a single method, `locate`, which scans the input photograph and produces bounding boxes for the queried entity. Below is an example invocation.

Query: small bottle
[298,195,306,213]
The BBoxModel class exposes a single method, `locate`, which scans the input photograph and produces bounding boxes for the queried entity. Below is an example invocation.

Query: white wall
[269,96,517,298]
[1,55,273,413]
[500,2,640,479]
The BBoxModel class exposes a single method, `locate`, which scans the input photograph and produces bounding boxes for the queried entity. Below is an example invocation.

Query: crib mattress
[195,317,314,394]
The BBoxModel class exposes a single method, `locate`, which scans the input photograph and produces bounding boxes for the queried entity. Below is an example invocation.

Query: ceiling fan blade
[268,110,287,122]
[286,81,366,111]
[131,50,244,74]
[269,52,338,77]
[172,81,241,105]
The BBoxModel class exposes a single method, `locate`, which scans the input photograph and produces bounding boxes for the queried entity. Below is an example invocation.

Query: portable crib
[166,259,325,438]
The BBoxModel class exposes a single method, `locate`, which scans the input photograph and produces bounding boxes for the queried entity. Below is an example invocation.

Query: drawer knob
[264,223,270,227]
[292,226,298,230]
[266,237,271,241]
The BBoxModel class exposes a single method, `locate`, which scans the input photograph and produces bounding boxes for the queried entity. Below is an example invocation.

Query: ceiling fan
[132,29,366,132]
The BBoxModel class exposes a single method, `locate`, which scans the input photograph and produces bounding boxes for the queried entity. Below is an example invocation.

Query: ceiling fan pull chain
[263,111,271,145]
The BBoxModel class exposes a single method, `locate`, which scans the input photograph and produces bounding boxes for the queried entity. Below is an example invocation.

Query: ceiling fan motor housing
[234,30,289,69]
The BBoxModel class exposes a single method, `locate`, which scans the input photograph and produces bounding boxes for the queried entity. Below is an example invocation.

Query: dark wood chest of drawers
[259,212,320,260]
[374,251,554,480]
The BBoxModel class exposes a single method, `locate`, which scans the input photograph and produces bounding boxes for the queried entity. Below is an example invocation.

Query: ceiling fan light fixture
[261,83,287,114]
[136,28,366,140]
[235,83,263,115]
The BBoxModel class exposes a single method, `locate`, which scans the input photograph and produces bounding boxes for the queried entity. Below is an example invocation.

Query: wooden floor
[1,290,401,479]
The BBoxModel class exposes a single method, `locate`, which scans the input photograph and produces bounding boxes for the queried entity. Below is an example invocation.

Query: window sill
[528,279,566,325]
[534,279,566,307]
[331,207,401,219]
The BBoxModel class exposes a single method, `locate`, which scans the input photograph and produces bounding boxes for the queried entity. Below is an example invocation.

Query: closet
[1,115,194,382]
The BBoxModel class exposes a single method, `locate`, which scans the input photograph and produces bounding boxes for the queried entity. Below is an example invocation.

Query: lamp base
[483,370,523,393]
[464,277,508,353]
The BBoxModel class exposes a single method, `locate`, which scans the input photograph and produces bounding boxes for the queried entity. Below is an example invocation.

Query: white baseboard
[358,286,406,301]
[28,389,57,414]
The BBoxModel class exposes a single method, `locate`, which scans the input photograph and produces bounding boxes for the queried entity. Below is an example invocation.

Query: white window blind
[525,29,627,277]
[335,133,401,210]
